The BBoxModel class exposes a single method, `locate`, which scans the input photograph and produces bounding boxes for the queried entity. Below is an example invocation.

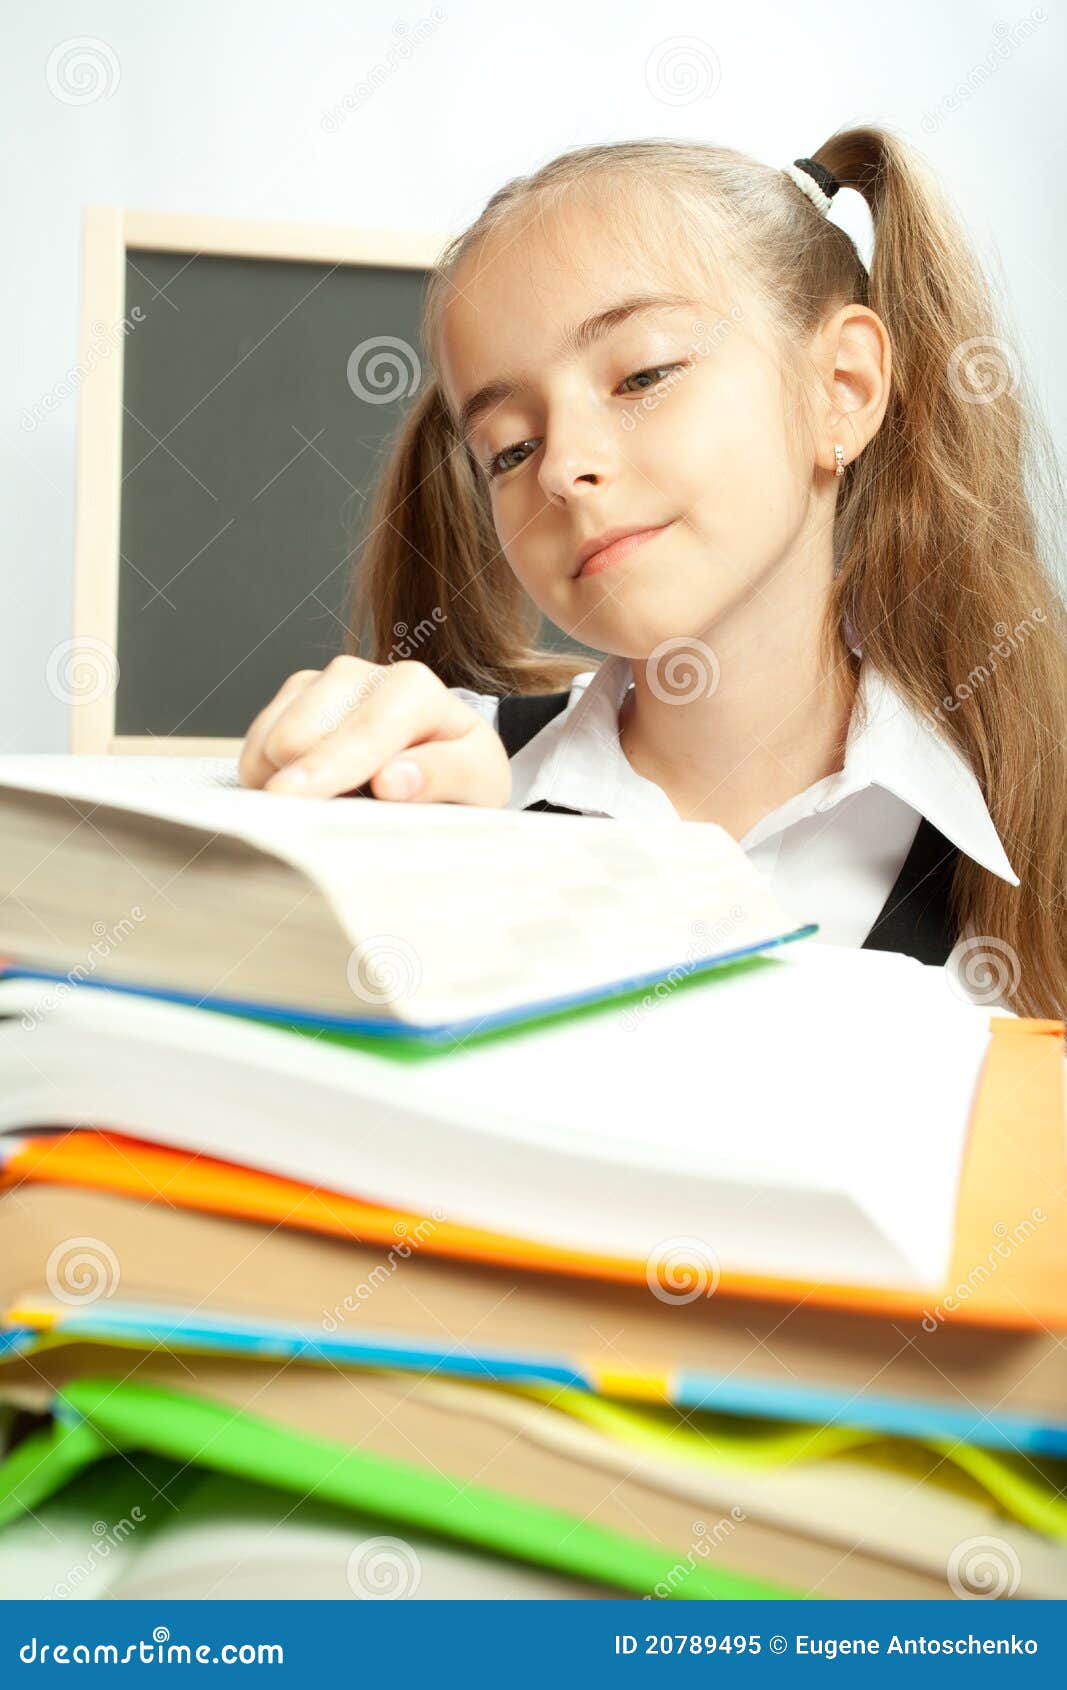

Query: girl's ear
[816,304,892,478]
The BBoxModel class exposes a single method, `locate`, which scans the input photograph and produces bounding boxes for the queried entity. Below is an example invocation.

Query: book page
[0,755,812,1024]
[390,942,991,1286]
[0,944,994,1287]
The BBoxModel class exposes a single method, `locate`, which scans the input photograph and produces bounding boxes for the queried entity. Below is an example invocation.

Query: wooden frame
[72,209,446,755]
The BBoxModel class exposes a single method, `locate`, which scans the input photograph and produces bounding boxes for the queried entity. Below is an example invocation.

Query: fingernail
[379,759,422,799]
[268,764,310,791]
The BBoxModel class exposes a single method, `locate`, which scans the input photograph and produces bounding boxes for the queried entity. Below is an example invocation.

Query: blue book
[5,1299,1066,1458]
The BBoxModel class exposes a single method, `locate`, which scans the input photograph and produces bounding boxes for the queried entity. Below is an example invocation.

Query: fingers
[240,657,406,790]
[369,718,511,807]
[261,658,444,795]
[237,669,322,788]
[239,656,510,806]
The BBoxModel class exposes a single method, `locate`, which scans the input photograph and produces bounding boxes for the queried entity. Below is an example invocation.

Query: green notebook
[0,1377,800,1602]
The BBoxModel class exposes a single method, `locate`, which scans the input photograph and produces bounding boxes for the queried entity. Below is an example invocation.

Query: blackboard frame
[72,208,446,755]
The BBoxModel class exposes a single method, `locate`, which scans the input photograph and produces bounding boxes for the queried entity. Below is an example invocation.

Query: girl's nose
[537,425,615,500]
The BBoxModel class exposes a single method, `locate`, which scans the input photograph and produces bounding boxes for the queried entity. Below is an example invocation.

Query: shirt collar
[507,654,670,820]
[836,662,1019,884]
[508,653,1019,885]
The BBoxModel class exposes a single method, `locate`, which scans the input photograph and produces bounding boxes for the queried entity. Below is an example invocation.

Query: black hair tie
[786,157,841,214]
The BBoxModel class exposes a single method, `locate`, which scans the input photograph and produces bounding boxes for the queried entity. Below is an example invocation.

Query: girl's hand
[238,656,512,806]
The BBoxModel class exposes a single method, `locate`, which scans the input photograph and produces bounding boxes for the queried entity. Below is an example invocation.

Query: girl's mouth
[575,520,677,579]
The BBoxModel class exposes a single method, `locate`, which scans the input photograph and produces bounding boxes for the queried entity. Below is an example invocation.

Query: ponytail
[815,127,1067,1019]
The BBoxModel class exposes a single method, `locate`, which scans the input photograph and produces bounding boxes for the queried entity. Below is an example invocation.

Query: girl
[238,127,1067,1022]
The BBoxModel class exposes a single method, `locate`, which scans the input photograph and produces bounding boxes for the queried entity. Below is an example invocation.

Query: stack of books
[0,754,1064,1602]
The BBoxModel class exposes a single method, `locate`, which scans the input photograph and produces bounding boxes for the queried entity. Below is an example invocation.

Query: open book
[0,755,814,1039]
[0,1453,605,1601]
[3,1370,1063,1598]
[0,944,995,1286]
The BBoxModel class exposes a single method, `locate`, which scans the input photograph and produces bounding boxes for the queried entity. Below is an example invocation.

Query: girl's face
[438,202,821,660]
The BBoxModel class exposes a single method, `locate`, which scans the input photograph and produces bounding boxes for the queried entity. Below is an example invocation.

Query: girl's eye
[617,363,685,394]
[487,440,538,479]
[485,363,688,479]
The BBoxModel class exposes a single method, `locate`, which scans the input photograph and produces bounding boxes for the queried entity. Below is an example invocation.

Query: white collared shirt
[451,652,1020,954]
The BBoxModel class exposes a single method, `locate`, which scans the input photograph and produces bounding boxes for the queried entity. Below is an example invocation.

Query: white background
[4,0,1064,752]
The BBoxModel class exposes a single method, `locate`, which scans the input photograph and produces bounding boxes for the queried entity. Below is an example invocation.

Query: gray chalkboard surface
[116,249,586,741]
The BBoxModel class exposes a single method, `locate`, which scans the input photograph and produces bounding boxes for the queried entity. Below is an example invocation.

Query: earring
[833,443,846,477]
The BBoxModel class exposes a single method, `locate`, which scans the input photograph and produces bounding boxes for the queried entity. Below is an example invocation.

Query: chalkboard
[117,250,434,739]
[71,213,593,752]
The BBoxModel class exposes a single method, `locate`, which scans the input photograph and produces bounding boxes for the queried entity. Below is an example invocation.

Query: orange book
[3,1015,1063,1330]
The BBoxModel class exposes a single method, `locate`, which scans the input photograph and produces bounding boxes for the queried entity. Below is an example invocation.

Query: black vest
[497,690,960,969]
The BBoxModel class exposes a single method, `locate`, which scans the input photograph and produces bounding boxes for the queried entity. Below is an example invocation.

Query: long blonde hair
[349,128,1067,1019]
